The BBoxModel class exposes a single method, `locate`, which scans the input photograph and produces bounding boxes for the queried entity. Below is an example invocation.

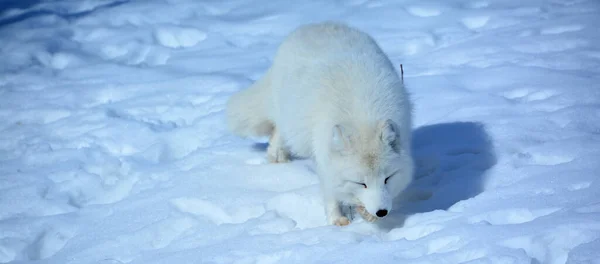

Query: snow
[1,0,599,263]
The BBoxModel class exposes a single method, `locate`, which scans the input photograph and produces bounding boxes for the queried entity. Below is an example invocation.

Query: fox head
[328,119,414,219]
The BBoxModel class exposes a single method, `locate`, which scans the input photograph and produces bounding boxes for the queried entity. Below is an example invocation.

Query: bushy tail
[226,69,274,138]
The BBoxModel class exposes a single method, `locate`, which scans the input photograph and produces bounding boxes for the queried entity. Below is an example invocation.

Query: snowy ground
[1,0,600,263]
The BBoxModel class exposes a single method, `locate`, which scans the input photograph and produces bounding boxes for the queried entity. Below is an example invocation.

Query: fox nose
[376,209,388,217]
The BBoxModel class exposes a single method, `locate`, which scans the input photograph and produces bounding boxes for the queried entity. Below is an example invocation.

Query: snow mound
[1,0,599,263]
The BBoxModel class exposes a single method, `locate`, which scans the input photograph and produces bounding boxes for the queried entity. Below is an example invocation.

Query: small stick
[400,64,404,81]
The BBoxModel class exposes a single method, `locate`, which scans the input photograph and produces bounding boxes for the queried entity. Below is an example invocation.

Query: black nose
[376,209,388,217]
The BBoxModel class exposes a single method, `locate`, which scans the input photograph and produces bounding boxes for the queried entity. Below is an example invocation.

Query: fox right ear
[380,119,400,151]
[331,124,354,154]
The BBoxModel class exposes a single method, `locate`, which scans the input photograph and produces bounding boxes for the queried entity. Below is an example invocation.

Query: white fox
[226,22,414,226]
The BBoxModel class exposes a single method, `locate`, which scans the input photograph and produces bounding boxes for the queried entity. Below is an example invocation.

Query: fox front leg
[325,197,350,226]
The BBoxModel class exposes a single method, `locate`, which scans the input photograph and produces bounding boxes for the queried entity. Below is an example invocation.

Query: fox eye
[355,182,367,188]
[348,180,367,188]
[385,176,392,184]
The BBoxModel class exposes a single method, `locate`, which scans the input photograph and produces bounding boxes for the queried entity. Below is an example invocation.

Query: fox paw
[267,127,290,163]
[267,149,290,163]
[333,216,350,226]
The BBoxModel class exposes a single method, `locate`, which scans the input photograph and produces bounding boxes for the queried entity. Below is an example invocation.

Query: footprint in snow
[106,108,179,133]
[533,188,555,195]
[33,51,77,70]
[502,88,557,102]
[461,16,490,29]
[343,0,368,6]
[386,223,444,241]
[247,211,297,235]
[245,158,266,165]
[154,26,207,49]
[171,197,265,225]
[171,197,235,225]
[427,235,464,254]
[405,6,442,17]
[99,42,170,66]
[540,25,583,35]
[106,216,197,251]
[512,39,587,53]
[44,151,138,209]
[266,192,324,229]
[499,227,592,263]
[530,153,574,166]
[465,1,489,9]
[568,181,591,191]
[25,227,76,260]
[468,208,560,225]
[575,202,600,213]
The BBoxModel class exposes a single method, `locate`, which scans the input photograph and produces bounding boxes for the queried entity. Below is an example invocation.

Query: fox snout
[358,186,392,219]
[375,209,388,217]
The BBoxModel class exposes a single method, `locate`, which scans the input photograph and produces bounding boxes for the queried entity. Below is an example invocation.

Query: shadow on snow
[249,121,496,229]
[0,0,129,28]
[377,121,497,230]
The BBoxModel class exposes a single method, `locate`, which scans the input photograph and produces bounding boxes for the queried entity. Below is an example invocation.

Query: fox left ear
[380,119,399,150]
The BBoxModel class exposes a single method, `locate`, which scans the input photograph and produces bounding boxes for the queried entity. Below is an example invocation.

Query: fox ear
[331,124,354,154]
[380,119,399,150]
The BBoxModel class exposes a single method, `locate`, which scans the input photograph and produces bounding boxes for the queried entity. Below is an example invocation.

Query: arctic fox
[226,22,414,226]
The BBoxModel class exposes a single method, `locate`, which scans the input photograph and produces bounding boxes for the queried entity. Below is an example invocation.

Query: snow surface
[1,0,600,263]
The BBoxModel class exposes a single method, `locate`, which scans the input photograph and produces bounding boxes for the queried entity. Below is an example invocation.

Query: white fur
[226,22,414,225]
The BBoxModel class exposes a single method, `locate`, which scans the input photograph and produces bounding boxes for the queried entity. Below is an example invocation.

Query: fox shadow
[376,121,497,230]
[0,0,39,15]
[0,0,129,28]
